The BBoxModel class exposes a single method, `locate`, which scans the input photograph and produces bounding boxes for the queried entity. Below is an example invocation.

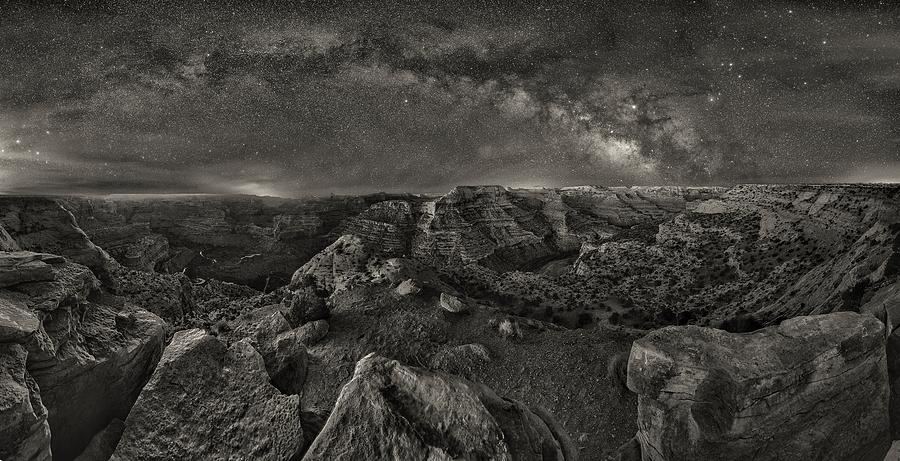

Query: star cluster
[1,0,898,196]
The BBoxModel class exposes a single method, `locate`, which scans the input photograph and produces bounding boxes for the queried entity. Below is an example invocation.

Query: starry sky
[1,0,898,196]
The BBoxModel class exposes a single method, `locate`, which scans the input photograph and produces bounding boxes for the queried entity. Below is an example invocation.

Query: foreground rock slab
[303,353,576,461]
[627,312,890,461]
[111,329,304,461]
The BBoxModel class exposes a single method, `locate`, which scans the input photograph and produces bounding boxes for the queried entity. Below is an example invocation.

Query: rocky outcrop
[224,304,311,395]
[82,223,169,272]
[861,281,900,439]
[342,200,417,256]
[63,194,416,290]
[409,185,722,272]
[111,329,304,461]
[110,268,194,324]
[0,252,62,288]
[0,342,51,461]
[627,312,890,461]
[0,197,118,284]
[289,235,376,292]
[36,299,167,460]
[0,222,20,251]
[303,353,576,461]
[289,185,724,290]
[0,254,168,460]
[567,184,900,327]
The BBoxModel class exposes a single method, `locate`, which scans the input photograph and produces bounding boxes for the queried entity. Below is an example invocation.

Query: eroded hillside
[2,184,899,461]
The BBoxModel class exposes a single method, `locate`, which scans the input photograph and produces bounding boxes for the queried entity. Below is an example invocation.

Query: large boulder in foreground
[111,329,304,461]
[627,312,889,461]
[303,353,576,461]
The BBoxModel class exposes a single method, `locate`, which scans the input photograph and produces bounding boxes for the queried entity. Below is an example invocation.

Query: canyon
[1,183,899,460]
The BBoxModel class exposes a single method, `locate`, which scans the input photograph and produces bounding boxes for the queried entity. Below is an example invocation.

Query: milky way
[1,0,898,196]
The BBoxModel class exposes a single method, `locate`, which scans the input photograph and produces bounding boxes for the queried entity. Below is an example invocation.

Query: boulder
[0,342,52,461]
[226,304,309,394]
[289,235,372,293]
[283,288,328,327]
[303,353,576,461]
[226,303,290,341]
[263,329,309,395]
[291,319,329,347]
[110,329,304,461]
[439,292,469,313]
[395,278,421,296]
[627,312,890,461]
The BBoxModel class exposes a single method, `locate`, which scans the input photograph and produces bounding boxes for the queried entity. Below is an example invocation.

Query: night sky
[1,0,898,197]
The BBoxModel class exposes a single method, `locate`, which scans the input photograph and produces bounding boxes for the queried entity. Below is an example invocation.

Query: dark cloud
[0,0,898,196]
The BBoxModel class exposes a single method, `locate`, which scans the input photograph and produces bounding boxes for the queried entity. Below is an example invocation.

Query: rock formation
[627,312,890,461]
[0,342,51,461]
[303,353,577,461]
[440,292,470,313]
[223,304,311,395]
[0,248,169,461]
[63,193,423,290]
[1,184,899,461]
[395,278,421,296]
[0,198,118,284]
[0,252,61,288]
[111,329,304,461]
[862,281,900,439]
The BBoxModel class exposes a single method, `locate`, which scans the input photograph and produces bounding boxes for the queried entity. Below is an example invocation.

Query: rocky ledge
[0,252,167,460]
[625,312,891,461]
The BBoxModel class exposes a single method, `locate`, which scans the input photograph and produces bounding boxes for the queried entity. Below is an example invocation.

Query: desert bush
[497,318,523,339]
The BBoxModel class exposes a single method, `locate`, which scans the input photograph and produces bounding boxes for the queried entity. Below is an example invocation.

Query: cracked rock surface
[111,329,304,461]
[303,352,577,461]
[628,312,890,461]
